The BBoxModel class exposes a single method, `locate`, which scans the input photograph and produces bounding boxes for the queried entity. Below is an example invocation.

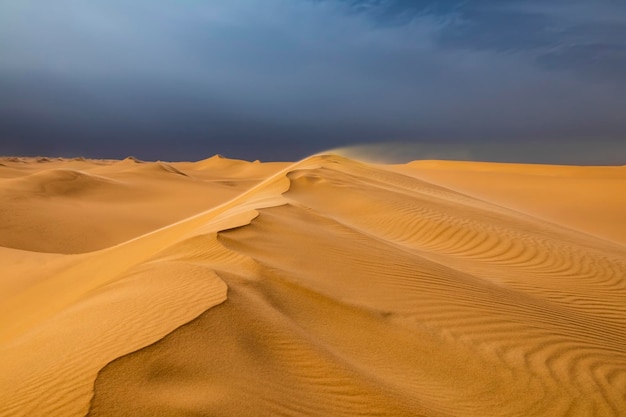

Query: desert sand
[1,154,625,416]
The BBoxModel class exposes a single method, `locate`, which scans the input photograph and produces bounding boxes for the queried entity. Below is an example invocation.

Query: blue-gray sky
[1,0,625,163]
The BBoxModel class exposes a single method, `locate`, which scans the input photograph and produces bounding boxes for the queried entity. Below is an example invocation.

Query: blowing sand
[1,154,625,416]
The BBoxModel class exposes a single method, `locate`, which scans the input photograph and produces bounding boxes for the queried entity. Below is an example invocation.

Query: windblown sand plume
[1,154,625,416]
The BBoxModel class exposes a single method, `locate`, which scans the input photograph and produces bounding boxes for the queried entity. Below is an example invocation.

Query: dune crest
[1,154,625,416]
[0,155,300,416]
[0,157,288,253]
[9,169,124,196]
[117,156,143,164]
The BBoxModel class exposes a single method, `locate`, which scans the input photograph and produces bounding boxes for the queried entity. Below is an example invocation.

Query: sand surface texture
[1,155,625,416]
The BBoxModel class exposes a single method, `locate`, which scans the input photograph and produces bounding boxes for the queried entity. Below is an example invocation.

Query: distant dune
[0,155,625,416]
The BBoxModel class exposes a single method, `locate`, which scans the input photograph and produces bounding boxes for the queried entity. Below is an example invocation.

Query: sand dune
[393,160,626,245]
[0,157,288,253]
[1,154,625,416]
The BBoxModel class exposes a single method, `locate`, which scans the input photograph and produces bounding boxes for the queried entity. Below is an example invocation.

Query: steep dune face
[0,157,292,417]
[87,155,626,417]
[1,155,625,417]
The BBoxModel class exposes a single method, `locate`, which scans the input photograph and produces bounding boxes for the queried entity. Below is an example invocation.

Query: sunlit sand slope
[393,160,626,244]
[85,155,626,417]
[0,156,289,416]
[0,156,288,253]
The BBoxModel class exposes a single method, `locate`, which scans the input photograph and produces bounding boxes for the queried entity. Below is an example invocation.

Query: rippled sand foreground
[1,154,625,416]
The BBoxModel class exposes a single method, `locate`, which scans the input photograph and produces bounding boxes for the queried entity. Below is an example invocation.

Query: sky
[1,0,625,163]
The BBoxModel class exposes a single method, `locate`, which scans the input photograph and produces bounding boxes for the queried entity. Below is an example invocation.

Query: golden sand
[1,154,625,416]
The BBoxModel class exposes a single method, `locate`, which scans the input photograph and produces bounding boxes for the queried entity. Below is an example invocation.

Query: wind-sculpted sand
[1,155,625,416]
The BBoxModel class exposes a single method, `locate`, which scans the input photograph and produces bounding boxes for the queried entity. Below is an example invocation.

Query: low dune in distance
[0,154,625,416]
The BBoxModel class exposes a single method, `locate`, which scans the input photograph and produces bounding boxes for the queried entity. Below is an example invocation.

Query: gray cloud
[1,0,625,162]
[342,0,626,81]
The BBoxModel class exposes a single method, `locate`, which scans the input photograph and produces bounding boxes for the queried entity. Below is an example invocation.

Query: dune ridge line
[0,154,625,416]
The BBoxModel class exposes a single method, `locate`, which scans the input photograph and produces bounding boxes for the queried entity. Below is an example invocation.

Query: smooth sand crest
[1,154,626,416]
[0,156,292,416]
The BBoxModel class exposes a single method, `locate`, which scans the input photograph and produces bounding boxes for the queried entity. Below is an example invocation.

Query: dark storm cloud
[0,0,625,162]
[342,0,626,80]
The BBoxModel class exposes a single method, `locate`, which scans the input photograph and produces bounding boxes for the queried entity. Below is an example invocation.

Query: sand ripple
[2,154,625,416]
[87,155,626,417]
